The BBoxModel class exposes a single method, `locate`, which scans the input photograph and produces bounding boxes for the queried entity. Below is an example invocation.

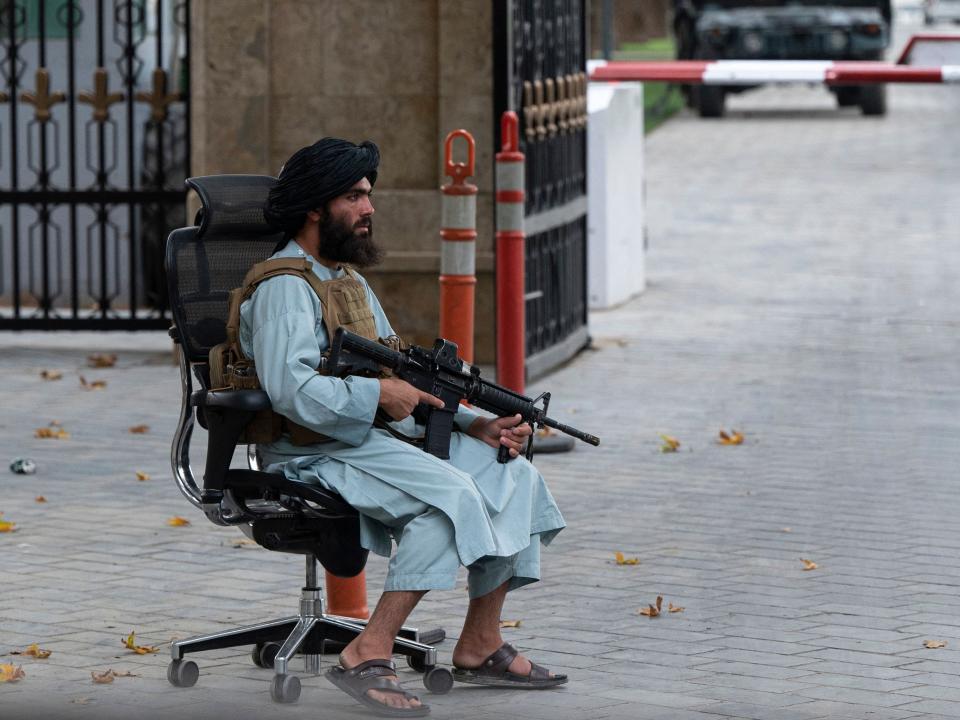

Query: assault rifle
[320,328,600,463]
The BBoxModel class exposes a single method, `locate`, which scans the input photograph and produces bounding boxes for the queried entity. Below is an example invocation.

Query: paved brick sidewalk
[3,48,960,720]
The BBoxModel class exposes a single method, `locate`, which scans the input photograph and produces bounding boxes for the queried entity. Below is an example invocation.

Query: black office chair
[164,174,453,703]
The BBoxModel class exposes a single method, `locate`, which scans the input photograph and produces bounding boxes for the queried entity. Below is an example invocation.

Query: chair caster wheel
[167,659,199,688]
[423,666,453,694]
[253,641,282,669]
[270,673,301,704]
[407,654,426,673]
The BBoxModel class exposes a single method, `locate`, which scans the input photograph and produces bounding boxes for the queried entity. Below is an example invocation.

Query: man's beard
[317,210,383,268]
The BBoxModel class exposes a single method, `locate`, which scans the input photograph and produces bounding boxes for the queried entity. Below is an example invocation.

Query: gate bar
[589,60,960,85]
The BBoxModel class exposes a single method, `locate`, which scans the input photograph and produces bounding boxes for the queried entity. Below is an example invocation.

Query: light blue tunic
[239,241,565,597]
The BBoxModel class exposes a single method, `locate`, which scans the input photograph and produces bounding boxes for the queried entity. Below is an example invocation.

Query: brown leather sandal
[452,642,568,689]
[325,659,430,717]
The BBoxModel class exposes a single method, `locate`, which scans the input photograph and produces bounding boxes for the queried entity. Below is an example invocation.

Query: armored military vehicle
[672,1,893,117]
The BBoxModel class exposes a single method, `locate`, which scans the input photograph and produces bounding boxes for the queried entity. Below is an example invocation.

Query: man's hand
[378,377,444,421]
[467,413,532,458]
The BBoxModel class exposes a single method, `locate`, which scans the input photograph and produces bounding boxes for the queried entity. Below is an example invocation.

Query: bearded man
[242,138,566,717]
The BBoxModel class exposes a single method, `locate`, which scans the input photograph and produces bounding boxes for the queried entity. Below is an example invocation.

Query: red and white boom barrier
[439,130,477,364]
[589,59,960,85]
[495,111,526,394]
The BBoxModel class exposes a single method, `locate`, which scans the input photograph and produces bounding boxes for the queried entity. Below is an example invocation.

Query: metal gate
[495,0,589,380]
[0,0,189,330]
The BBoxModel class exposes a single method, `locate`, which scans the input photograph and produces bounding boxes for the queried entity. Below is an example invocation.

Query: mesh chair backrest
[165,175,283,363]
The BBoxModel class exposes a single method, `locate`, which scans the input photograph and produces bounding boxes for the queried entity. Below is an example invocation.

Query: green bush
[614,37,684,134]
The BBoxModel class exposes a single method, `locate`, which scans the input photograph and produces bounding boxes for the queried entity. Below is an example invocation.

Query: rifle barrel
[542,417,600,446]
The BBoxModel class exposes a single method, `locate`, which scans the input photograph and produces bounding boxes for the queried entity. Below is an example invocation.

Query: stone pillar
[190,0,497,362]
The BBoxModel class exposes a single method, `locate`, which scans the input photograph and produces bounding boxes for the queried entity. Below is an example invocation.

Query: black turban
[264,138,380,237]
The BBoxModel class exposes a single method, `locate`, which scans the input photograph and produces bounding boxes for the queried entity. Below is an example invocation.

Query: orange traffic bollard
[495,111,526,393]
[325,569,369,619]
[439,129,478,363]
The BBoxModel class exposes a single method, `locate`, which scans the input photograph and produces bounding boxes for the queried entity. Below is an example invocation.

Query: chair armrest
[194,388,272,412]
[200,390,272,494]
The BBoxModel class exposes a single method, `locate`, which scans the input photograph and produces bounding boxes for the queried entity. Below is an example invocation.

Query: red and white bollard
[439,130,478,363]
[325,569,369,620]
[495,111,526,393]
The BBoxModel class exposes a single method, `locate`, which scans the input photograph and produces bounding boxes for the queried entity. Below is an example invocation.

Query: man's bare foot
[340,643,423,711]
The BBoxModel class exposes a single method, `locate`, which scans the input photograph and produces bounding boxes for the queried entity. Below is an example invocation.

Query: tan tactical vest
[209,256,380,446]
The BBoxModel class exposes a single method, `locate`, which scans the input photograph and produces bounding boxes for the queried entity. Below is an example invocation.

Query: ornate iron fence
[495,0,589,380]
[0,0,189,329]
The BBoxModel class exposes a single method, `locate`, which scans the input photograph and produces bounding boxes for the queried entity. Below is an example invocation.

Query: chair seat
[225,469,356,517]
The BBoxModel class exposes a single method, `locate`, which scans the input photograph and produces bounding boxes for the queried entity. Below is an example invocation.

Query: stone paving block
[892,699,960,716]
[600,709,741,720]
[893,671,960,689]
[795,649,913,668]
[696,648,821,669]
[773,701,925,720]
[793,684,925,708]
[892,683,960,702]
[691,700,829,720]
[693,659,817,680]
[689,673,817,695]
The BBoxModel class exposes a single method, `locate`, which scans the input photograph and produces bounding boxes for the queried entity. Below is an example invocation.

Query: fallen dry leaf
[91,668,137,683]
[166,516,190,527]
[0,519,16,533]
[136,471,150,482]
[122,631,159,655]
[668,603,685,613]
[924,640,948,649]
[639,595,664,618]
[499,620,522,628]
[40,370,63,381]
[800,558,818,571]
[782,527,792,533]
[0,663,26,683]
[230,538,259,549]
[35,496,47,504]
[87,353,117,368]
[20,643,52,659]
[91,669,115,684]
[78,375,107,390]
[614,551,640,566]
[35,425,70,439]
[659,434,680,453]
[718,429,745,446]
[128,424,150,434]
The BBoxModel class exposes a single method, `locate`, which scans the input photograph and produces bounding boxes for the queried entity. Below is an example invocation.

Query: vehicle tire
[697,85,726,118]
[254,641,282,669]
[835,86,859,107]
[674,18,697,108]
[167,659,199,688]
[859,84,886,116]
[270,673,301,704]
[423,667,453,695]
